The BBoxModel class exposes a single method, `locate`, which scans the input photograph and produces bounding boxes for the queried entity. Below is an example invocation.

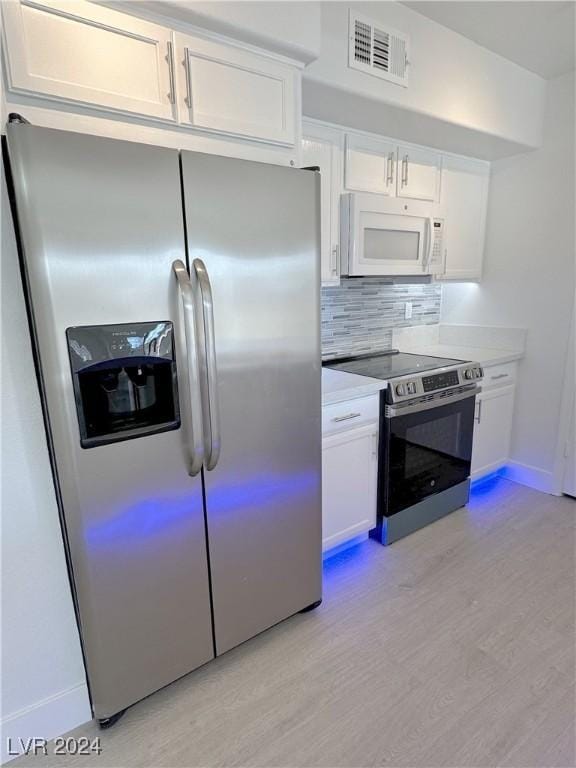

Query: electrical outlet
[404,301,413,320]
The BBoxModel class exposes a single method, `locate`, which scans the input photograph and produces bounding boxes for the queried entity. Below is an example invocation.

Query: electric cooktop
[323,350,466,380]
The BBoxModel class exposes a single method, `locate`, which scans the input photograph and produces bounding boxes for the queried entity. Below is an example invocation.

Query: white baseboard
[500,461,556,494]
[1,683,91,764]
[471,460,506,481]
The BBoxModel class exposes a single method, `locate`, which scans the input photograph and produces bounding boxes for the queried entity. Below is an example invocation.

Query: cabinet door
[397,145,441,202]
[2,0,177,121]
[344,133,397,195]
[302,124,342,285]
[322,424,378,551]
[471,386,515,478]
[439,155,490,281]
[175,33,297,146]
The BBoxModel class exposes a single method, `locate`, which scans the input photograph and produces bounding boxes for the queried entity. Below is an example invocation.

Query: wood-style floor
[14,478,576,768]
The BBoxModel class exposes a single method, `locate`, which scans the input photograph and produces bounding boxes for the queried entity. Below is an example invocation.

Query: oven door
[382,389,477,517]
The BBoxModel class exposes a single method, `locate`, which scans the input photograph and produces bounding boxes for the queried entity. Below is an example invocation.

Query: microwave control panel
[429,218,445,271]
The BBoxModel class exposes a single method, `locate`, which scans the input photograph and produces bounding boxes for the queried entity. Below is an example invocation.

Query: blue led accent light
[205,470,318,517]
[85,469,318,551]
[470,471,506,499]
[85,494,195,550]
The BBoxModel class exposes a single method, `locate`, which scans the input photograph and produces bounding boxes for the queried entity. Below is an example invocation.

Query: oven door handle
[386,386,480,418]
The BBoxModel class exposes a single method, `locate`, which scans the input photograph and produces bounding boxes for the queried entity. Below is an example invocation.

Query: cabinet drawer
[482,362,517,389]
[322,395,380,436]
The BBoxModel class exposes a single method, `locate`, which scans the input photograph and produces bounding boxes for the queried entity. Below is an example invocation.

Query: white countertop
[322,367,387,406]
[397,343,524,367]
[322,344,524,406]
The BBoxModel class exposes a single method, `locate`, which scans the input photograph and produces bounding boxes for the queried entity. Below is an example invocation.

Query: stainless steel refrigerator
[4,119,322,725]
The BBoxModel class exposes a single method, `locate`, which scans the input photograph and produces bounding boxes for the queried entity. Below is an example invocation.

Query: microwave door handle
[193,258,221,471]
[173,259,205,476]
[423,217,433,271]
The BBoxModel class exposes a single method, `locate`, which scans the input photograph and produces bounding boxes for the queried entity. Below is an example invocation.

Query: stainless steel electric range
[324,350,484,544]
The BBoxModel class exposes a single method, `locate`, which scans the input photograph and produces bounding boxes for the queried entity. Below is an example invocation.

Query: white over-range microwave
[340,193,446,277]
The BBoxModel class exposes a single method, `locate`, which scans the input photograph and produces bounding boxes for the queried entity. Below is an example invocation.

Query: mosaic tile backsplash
[321,279,441,358]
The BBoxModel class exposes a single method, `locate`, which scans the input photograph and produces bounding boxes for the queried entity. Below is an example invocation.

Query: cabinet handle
[183,46,192,108]
[332,412,361,423]
[474,399,482,424]
[166,41,176,104]
[386,152,394,186]
[402,154,409,186]
[490,373,508,381]
[330,245,339,275]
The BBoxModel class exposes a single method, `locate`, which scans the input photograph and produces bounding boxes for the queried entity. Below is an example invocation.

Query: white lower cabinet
[471,384,515,478]
[322,421,378,552]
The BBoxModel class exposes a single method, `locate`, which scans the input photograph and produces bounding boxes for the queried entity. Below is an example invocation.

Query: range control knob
[395,383,406,396]
[464,368,473,380]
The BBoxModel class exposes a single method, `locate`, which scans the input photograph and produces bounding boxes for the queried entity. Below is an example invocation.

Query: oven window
[364,228,420,261]
[384,395,475,516]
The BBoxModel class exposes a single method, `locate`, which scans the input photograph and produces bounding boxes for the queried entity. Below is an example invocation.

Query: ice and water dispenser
[66,322,180,448]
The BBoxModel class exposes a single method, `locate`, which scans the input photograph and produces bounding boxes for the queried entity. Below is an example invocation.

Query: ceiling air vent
[349,11,410,87]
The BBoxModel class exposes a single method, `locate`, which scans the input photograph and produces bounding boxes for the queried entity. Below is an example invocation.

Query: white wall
[441,71,576,493]
[303,1,547,158]
[1,165,92,762]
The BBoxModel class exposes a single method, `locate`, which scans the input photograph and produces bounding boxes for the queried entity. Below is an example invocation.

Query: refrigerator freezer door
[182,152,322,655]
[5,125,214,718]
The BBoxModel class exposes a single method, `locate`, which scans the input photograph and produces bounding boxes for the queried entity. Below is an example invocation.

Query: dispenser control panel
[67,322,174,370]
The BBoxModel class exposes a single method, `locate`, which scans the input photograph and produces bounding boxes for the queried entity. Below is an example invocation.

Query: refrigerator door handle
[173,259,205,476]
[193,258,221,470]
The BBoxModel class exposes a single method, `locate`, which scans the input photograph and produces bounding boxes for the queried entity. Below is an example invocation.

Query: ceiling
[402,1,576,79]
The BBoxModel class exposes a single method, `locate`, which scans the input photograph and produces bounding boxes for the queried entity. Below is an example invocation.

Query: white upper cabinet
[1,0,177,121]
[344,133,397,195]
[345,133,441,202]
[396,145,441,202]
[306,122,490,282]
[301,122,342,285]
[175,33,297,146]
[439,155,490,281]
[1,1,300,148]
